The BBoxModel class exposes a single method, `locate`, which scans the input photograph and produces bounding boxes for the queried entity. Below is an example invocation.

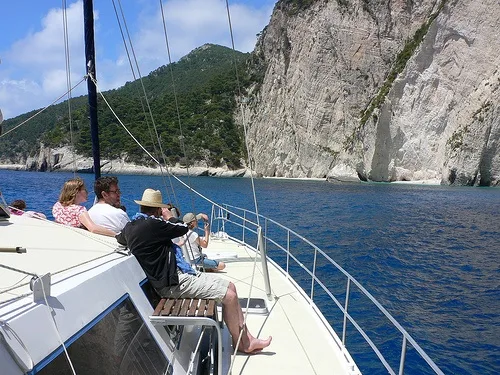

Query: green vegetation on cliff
[359,0,449,127]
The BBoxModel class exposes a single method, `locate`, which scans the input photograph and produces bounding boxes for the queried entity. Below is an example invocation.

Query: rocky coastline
[0,161,252,178]
[0,145,254,178]
[0,161,445,185]
[0,146,454,185]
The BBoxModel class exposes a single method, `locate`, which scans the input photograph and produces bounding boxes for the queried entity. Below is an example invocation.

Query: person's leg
[200,257,217,271]
[199,257,226,272]
[222,282,272,353]
[156,274,271,353]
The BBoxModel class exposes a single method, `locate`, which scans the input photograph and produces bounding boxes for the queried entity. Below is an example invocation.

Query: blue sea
[1,170,499,375]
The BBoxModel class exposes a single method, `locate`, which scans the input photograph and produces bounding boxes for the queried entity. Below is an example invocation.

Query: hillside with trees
[0,44,253,170]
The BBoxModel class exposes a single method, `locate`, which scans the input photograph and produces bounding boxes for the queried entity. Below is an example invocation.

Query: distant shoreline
[0,163,252,178]
[0,164,443,185]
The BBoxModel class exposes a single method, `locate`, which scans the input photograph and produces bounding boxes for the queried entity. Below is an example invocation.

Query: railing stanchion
[221,205,226,234]
[264,218,268,253]
[242,210,246,243]
[286,230,290,276]
[310,246,318,302]
[398,336,408,375]
[342,278,351,345]
[258,226,272,300]
[210,204,215,231]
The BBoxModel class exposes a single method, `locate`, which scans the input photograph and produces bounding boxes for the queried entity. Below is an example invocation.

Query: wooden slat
[161,299,176,316]
[153,298,166,316]
[197,299,207,317]
[172,299,182,316]
[206,300,216,319]
[153,298,218,320]
[179,299,191,316]
[188,299,199,316]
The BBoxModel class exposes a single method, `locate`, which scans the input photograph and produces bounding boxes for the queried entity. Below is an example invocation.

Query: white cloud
[8,1,85,74]
[131,0,272,69]
[0,0,273,120]
[1,1,87,118]
[97,0,273,88]
[0,79,42,119]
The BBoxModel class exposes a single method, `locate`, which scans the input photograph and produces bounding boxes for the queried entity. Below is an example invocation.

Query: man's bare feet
[238,336,272,354]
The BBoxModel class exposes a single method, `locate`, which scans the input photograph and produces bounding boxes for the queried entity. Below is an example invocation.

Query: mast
[83,0,101,179]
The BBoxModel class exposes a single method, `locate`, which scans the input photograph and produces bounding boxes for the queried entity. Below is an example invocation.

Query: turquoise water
[1,170,499,374]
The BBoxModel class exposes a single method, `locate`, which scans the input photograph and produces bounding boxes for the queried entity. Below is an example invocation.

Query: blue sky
[0,0,275,120]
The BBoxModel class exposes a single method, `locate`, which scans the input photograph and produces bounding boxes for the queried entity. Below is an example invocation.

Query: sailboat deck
[1,215,356,374]
[205,236,355,375]
[0,215,122,304]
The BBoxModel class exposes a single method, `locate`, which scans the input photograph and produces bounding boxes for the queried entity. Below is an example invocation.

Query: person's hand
[200,213,209,221]
[161,207,173,220]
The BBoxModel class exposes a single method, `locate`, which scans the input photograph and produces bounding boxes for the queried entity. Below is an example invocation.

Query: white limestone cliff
[244,0,500,185]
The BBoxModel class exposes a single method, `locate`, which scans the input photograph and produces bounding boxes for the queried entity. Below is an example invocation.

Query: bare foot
[239,336,272,353]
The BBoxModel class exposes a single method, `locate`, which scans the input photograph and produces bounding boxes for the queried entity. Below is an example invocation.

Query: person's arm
[157,213,189,239]
[79,211,117,237]
[116,230,126,245]
[173,236,185,246]
[198,220,210,248]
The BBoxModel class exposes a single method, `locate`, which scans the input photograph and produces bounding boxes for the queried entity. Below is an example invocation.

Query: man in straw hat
[116,188,272,354]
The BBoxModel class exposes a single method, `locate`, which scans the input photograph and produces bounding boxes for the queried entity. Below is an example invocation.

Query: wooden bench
[149,298,223,375]
[152,298,219,322]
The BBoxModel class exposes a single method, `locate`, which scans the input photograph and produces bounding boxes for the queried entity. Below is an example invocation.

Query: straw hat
[134,188,168,208]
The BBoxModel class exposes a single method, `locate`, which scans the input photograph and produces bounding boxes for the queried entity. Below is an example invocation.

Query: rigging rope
[0,78,86,140]
[89,69,259,228]
[158,0,194,214]
[62,0,77,177]
[105,1,270,365]
[223,0,267,365]
[110,0,178,206]
[40,271,77,375]
[224,0,262,227]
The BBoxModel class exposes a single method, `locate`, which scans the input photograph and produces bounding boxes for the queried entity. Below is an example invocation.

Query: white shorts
[155,272,229,302]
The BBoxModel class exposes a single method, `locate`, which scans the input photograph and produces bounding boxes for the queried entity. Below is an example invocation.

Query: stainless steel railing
[210,203,444,375]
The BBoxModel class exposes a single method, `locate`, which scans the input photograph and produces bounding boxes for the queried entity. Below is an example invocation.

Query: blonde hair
[58,177,86,206]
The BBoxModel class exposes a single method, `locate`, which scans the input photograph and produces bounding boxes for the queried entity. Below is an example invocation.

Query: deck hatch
[239,298,268,315]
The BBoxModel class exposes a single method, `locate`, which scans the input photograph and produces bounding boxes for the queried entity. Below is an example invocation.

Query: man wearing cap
[116,188,272,354]
[175,212,226,272]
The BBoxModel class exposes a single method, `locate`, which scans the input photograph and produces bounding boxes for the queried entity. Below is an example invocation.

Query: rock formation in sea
[243,0,500,186]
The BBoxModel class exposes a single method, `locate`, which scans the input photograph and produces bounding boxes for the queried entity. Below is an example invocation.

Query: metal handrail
[213,204,444,375]
[149,316,222,375]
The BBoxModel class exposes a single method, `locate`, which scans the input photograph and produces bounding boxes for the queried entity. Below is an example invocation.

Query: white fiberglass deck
[205,235,357,375]
[0,215,121,304]
[0,215,358,375]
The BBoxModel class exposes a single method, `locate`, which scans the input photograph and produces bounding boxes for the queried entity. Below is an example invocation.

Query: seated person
[10,199,47,219]
[9,199,25,216]
[116,188,271,354]
[175,212,226,272]
[52,177,116,237]
[88,176,130,233]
